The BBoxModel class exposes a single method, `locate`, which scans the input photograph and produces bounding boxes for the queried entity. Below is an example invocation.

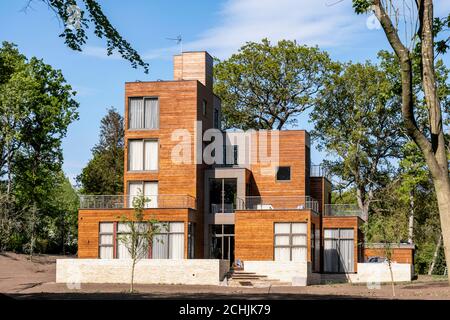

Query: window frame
[98,222,115,259]
[127,139,159,172]
[275,166,291,182]
[128,96,159,130]
[273,222,307,261]
[105,221,185,259]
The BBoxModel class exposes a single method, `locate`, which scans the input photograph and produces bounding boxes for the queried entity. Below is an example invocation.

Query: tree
[23,0,148,73]
[77,107,124,194]
[353,0,450,283]
[310,59,403,220]
[117,191,164,293]
[0,41,79,258]
[43,172,79,254]
[214,38,332,130]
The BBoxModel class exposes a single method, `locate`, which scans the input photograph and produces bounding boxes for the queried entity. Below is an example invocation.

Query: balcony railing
[310,165,331,179]
[211,203,236,214]
[79,195,197,210]
[238,196,319,212]
[324,204,365,221]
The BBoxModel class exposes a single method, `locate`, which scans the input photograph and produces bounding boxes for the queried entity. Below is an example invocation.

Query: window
[324,228,354,273]
[152,222,185,259]
[274,222,307,261]
[128,140,158,171]
[129,97,159,129]
[202,100,207,116]
[99,222,114,259]
[128,181,158,208]
[116,222,149,259]
[103,221,185,260]
[233,145,238,165]
[276,166,291,181]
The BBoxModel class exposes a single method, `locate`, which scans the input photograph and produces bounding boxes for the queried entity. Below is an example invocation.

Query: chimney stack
[173,51,213,88]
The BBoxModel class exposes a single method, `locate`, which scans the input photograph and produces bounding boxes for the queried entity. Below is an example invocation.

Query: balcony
[211,203,236,214]
[238,196,319,212]
[324,204,365,221]
[79,194,197,210]
[310,164,331,179]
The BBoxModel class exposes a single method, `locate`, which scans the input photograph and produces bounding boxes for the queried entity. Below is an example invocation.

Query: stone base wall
[56,259,230,286]
[348,263,413,283]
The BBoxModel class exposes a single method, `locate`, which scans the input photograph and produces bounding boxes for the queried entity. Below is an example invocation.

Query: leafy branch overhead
[32,0,149,73]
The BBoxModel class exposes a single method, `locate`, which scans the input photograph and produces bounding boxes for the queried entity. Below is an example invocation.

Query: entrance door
[210,224,235,264]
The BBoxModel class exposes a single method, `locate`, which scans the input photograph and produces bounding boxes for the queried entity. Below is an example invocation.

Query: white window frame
[128,139,159,172]
[128,97,159,130]
[274,222,307,261]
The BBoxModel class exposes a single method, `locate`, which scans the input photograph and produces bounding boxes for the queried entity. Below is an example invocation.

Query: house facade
[74,51,414,285]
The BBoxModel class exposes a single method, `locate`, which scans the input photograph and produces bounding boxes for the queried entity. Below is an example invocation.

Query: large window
[152,222,184,259]
[129,97,159,129]
[128,140,158,171]
[274,222,307,261]
[99,221,185,260]
[324,228,354,273]
[116,222,149,259]
[128,181,158,208]
[99,222,114,259]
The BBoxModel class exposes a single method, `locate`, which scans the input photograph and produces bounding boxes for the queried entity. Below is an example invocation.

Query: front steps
[226,269,291,287]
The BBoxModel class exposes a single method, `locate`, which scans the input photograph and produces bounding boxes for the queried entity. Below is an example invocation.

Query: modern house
[64,51,414,286]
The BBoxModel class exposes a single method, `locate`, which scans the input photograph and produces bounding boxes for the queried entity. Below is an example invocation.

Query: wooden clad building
[77,50,411,276]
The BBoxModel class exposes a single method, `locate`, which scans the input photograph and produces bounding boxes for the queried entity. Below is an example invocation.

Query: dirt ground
[1,252,449,300]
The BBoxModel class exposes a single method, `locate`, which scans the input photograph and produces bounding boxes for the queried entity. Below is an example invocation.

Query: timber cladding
[248,130,309,198]
[123,80,217,259]
[364,248,414,264]
[234,210,318,261]
[78,208,196,259]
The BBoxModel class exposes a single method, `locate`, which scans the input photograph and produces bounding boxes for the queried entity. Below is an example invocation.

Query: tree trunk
[356,188,369,221]
[373,0,450,284]
[130,258,136,293]
[388,260,396,297]
[434,178,450,277]
[408,191,414,244]
[428,233,442,275]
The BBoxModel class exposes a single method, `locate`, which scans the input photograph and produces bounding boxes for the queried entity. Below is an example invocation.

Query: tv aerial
[166,35,183,53]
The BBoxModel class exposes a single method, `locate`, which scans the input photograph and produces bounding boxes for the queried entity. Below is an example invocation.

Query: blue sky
[1,0,449,185]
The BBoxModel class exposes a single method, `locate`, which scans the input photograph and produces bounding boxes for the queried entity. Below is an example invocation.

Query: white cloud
[182,0,365,58]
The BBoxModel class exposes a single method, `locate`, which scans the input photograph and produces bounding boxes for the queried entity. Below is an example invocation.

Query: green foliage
[310,58,403,217]
[77,107,124,194]
[30,0,149,73]
[0,41,79,254]
[352,0,372,14]
[214,38,332,129]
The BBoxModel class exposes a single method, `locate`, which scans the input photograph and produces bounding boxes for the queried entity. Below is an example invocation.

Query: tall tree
[77,107,124,194]
[310,59,403,220]
[214,38,332,130]
[22,0,148,73]
[353,0,450,282]
[0,42,79,257]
